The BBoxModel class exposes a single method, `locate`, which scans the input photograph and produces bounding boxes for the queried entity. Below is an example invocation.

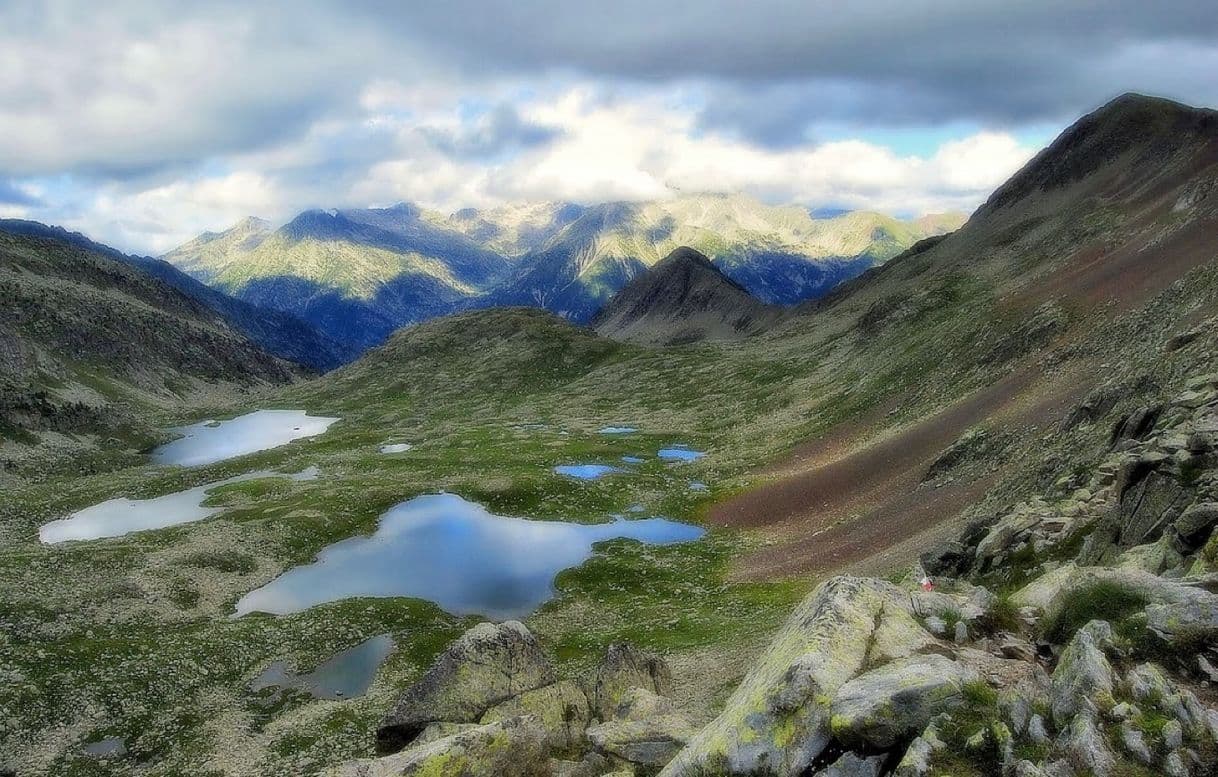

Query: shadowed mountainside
[591,246,782,345]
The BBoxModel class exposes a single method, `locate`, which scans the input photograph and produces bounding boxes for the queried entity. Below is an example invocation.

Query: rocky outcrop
[586,688,696,769]
[591,643,672,721]
[659,576,940,776]
[829,653,980,749]
[329,716,550,777]
[376,621,558,752]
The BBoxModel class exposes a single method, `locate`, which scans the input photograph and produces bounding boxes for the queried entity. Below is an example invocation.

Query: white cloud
[49,84,1040,253]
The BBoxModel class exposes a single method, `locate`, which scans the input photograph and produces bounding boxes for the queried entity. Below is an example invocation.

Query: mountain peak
[592,246,779,345]
[979,92,1218,214]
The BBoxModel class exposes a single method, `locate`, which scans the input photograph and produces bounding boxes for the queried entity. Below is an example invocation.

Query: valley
[2,93,1218,777]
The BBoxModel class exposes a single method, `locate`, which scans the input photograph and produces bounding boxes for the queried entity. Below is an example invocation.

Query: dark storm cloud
[0,179,40,206]
[356,0,1218,131]
[421,105,563,160]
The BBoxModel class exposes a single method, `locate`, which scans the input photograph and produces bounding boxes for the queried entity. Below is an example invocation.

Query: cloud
[0,179,40,206]
[1,1,1215,252]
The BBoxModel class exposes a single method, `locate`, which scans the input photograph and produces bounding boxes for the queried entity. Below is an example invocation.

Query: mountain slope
[165,197,963,347]
[592,246,782,344]
[480,195,963,321]
[0,220,354,371]
[164,205,513,349]
[0,228,298,475]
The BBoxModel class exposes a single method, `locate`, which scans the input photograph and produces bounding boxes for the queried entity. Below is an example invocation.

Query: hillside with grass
[3,94,1218,777]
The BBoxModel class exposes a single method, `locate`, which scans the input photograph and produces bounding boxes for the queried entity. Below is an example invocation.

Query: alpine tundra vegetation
[3,3,1218,776]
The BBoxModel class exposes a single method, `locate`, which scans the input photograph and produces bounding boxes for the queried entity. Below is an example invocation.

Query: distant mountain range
[163,195,964,350]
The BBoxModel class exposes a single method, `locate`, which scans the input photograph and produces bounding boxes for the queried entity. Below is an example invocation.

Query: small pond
[658,446,706,462]
[554,464,619,480]
[598,426,638,434]
[234,493,703,619]
[251,634,395,700]
[40,468,317,543]
[151,410,339,467]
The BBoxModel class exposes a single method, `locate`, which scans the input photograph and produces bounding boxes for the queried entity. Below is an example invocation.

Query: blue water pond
[151,410,338,467]
[234,494,703,619]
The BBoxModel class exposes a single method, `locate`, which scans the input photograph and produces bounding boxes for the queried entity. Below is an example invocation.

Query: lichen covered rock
[659,577,936,776]
[829,654,980,749]
[377,621,557,752]
[329,716,550,777]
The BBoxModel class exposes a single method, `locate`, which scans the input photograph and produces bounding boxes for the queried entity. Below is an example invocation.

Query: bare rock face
[659,576,938,776]
[330,716,550,777]
[829,653,981,750]
[1050,620,1116,726]
[376,621,557,753]
[481,680,591,752]
[591,643,672,721]
[586,688,696,769]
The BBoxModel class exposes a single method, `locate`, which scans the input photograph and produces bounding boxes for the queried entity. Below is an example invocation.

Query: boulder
[1173,502,1218,549]
[591,643,672,721]
[1088,469,1192,558]
[1119,721,1154,764]
[586,688,695,770]
[328,716,550,777]
[1050,620,1116,726]
[376,621,557,752]
[892,718,945,777]
[820,751,885,776]
[1058,710,1115,776]
[658,577,935,776]
[481,680,591,752]
[829,654,980,750]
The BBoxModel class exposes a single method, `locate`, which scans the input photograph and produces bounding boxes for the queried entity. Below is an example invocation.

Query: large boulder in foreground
[829,653,980,749]
[480,680,591,752]
[592,643,673,720]
[659,576,938,776]
[376,621,557,753]
[329,716,549,777]
[586,687,696,769]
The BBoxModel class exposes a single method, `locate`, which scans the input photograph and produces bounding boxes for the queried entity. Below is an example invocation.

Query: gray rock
[1164,719,1184,749]
[1165,750,1189,777]
[924,615,946,635]
[1119,721,1154,764]
[829,653,980,749]
[328,716,550,777]
[953,621,969,644]
[586,688,695,770]
[659,576,936,777]
[1027,714,1049,744]
[481,680,590,752]
[592,643,672,721]
[1051,621,1116,726]
[1174,503,1218,549]
[1059,709,1115,776]
[820,751,884,777]
[376,621,557,752]
[892,719,945,777]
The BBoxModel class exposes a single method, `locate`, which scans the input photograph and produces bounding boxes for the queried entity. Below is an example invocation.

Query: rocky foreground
[327,371,1218,776]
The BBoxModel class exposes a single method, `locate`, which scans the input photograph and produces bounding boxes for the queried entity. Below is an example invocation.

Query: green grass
[1040,581,1149,644]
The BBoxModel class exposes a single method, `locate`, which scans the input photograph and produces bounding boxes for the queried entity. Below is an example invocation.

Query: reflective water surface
[251,634,395,700]
[40,468,318,543]
[235,494,703,618]
[151,410,339,467]
[554,464,619,480]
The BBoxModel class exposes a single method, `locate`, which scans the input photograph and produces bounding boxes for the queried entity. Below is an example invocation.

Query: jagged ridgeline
[6,92,1218,777]
[162,196,963,351]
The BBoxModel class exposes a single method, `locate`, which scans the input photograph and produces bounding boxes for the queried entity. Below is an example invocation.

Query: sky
[0,1,1216,254]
